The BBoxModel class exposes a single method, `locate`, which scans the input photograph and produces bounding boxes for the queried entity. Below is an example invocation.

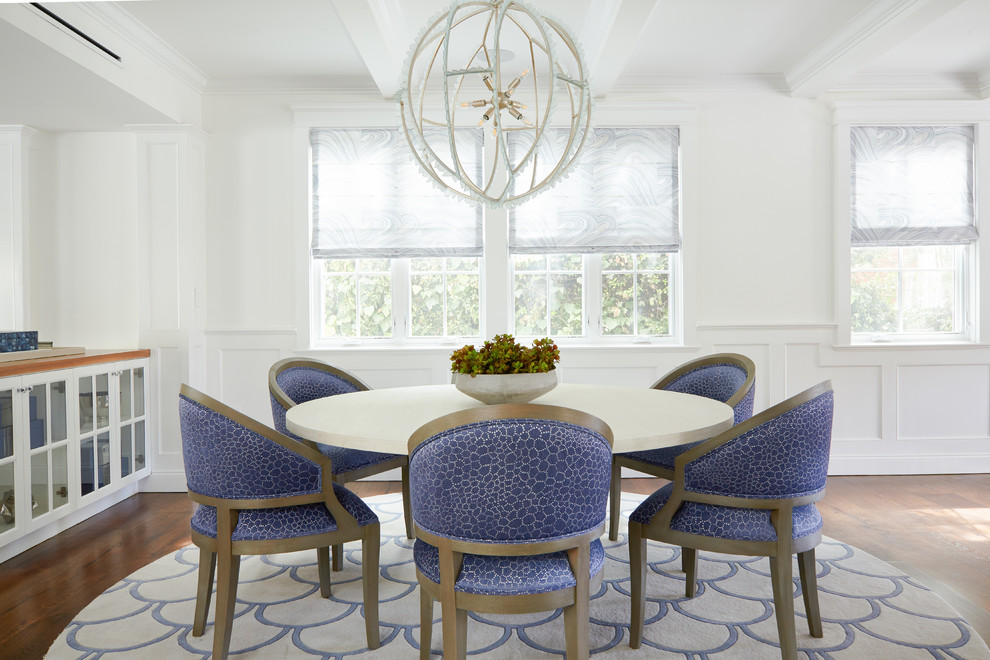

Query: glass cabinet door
[0,383,15,537]
[79,371,112,497]
[27,379,69,520]
[118,365,148,477]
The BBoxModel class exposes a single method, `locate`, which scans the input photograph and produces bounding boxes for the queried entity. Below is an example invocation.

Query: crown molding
[608,74,789,95]
[830,72,980,95]
[78,3,209,93]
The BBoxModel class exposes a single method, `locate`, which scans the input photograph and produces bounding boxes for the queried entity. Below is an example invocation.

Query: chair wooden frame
[629,381,831,660]
[609,353,756,541]
[181,385,381,660]
[408,404,614,660]
[268,357,411,569]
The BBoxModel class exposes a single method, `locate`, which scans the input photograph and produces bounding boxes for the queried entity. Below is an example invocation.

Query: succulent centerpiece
[450,334,560,405]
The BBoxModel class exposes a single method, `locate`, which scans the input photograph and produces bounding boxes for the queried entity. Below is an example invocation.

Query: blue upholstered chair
[408,404,614,659]
[609,353,756,540]
[628,381,833,660]
[179,385,381,660]
[269,358,410,569]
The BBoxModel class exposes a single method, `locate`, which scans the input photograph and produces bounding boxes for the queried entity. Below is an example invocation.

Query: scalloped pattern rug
[46,493,989,659]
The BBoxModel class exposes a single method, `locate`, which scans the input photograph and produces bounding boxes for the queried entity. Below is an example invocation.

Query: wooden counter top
[0,349,151,378]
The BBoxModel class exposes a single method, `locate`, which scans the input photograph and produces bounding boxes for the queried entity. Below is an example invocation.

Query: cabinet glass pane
[0,462,15,534]
[120,425,132,478]
[97,432,110,489]
[134,368,145,417]
[31,452,49,518]
[79,377,93,434]
[80,437,95,496]
[96,374,110,429]
[135,421,146,471]
[52,445,68,511]
[29,384,47,449]
[119,370,132,421]
[0,389,11,460]
[51,381,67,443]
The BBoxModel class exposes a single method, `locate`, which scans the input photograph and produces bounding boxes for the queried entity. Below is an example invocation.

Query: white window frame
[833,102,990,346]
[293,102,698,349]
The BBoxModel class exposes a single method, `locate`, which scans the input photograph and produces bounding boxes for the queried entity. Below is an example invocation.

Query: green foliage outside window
[850,246,957,335]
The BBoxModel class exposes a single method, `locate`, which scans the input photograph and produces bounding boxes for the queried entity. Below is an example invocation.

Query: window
[311,128,483,341]
[310,126,681,344]
[848,125,976,342]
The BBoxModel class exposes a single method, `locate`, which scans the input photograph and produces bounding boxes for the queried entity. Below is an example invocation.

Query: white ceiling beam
[784,0,966,98]
[580,0,659,97]
[330,0,408,99]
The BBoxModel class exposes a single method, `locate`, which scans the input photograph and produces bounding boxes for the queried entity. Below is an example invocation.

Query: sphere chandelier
[397,0,593,208]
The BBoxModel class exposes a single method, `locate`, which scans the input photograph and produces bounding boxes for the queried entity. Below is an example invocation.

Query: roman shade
[311,128,483,259]
[850,125,976,246]
[508,127,680,254]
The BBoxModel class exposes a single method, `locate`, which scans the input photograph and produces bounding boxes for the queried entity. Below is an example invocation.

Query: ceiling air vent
[29,3,121,62]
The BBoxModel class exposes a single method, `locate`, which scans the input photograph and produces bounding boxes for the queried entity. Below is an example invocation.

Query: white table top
[286,383,734,455]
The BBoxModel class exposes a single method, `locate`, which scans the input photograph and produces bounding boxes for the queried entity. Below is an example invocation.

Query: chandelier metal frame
[397,0,593,208]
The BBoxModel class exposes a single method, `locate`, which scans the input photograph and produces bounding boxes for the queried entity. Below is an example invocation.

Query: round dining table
[286,383,733,455]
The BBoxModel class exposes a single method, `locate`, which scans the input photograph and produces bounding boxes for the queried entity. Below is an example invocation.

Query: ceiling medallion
[398,0,593,208]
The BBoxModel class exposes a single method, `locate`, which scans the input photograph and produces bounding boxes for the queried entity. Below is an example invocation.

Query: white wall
[5,86,989,492]
[193,88,990,484]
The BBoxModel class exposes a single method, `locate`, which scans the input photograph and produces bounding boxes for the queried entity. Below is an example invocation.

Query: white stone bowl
[453,371,558,405]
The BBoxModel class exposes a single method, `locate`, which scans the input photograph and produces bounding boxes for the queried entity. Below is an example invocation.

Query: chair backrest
[180,384,323,501]
[408,405,613,544]
[653,353,756,424]
[680,381,833,501]
[268,358,369,436]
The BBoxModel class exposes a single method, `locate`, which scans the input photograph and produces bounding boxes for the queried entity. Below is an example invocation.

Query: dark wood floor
[1,475,988,660]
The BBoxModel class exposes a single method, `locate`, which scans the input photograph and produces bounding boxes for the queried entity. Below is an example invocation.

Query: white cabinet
[76,361,149,503]
[0,351,150,559]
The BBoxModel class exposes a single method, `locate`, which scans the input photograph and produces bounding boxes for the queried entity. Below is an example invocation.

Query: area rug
[47,493,989,659]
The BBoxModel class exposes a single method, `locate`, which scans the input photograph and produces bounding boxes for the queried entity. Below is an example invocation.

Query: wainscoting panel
[219,347,282,424]
[897,364,990,441]
[786,342,883,443]
[185,326,990,485]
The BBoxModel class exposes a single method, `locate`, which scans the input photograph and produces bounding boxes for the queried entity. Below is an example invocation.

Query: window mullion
[394,259,409,340]
[587,254,602,339]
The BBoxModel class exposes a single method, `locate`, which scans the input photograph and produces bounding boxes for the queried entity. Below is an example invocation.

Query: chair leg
[608,459,622,541]
[419,586,433,659]
[769,555,798,660]
[212,551,241,660]
[628,522,647,649]
[564,544,591,659]
[402,464,413,539]
[798,549,823,638]
[362,523,381,649]
[682,547,698,598]
[193,547,216,637]
[439,600,467,659]
[317,546,332,598]
[331,543,343,571]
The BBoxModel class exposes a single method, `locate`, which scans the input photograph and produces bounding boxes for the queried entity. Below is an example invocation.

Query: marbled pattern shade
[851,125,976,245]
[311,128,483,259]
